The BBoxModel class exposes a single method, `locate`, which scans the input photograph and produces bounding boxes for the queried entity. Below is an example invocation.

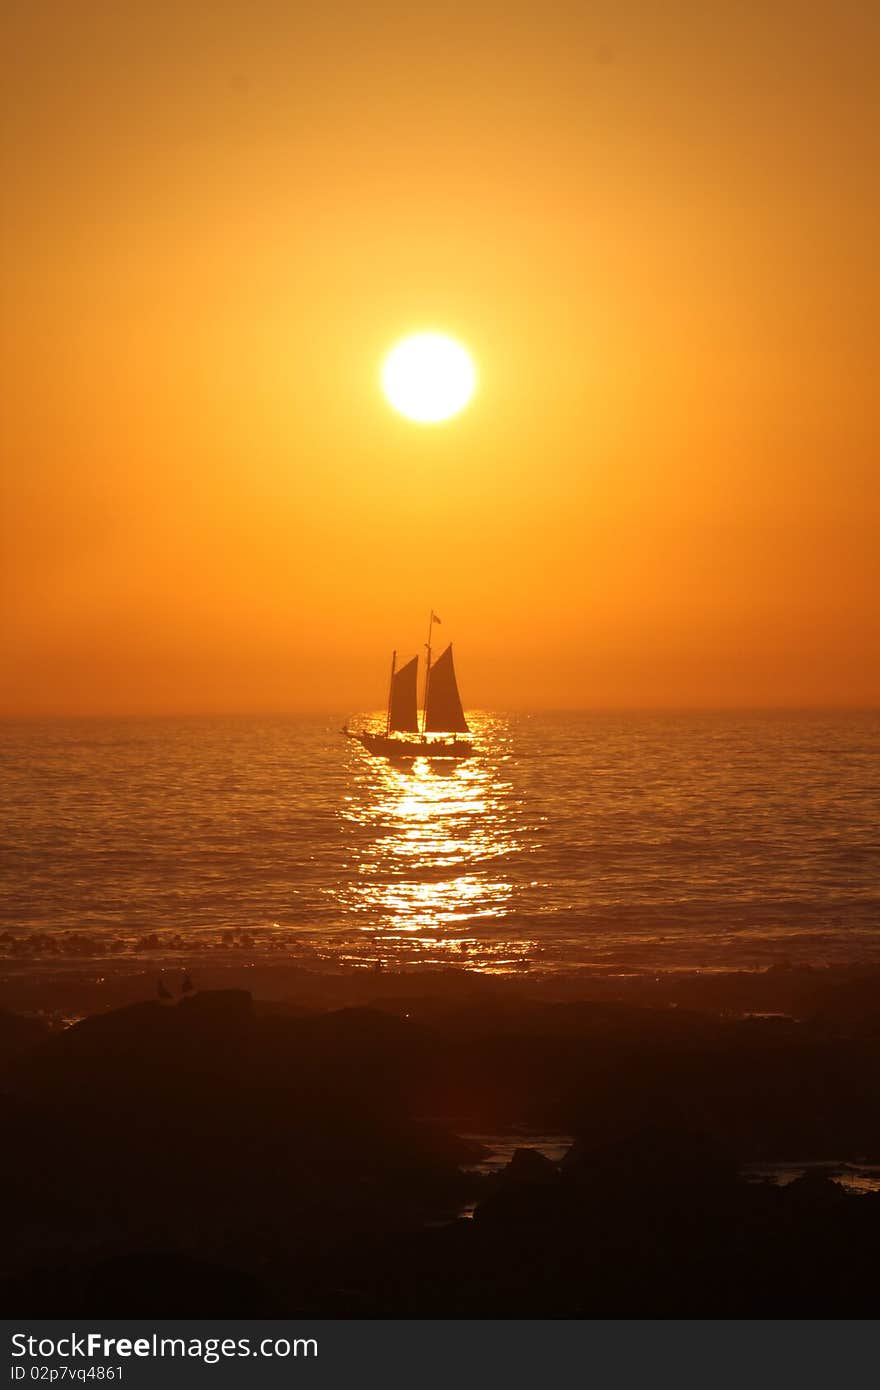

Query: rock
[0,1009,51,1065]
[499,1147,559,1188]
[784,1170,846,1206]
[562,1124,738,1196]
[83,1251,279,1316]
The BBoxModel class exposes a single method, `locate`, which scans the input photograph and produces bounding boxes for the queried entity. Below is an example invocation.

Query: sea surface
[1,711,879,976]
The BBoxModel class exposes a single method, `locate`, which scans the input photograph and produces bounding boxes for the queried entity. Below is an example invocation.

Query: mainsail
[388,655,419,732]
[423,644,469,733]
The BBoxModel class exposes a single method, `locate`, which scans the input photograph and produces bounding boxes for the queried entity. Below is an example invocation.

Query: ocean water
[1,711,879,975]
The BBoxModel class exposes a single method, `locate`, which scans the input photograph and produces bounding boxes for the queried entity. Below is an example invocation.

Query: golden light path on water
[336,713,534,971]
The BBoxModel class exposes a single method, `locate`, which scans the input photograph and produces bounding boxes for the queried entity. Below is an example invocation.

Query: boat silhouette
[345,611,473,760]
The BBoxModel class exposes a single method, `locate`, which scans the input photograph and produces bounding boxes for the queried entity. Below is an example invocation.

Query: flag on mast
[432,613,442,624]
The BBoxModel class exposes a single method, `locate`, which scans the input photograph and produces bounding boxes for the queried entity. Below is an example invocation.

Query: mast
[385,650,396,736]
[421,611,434,734]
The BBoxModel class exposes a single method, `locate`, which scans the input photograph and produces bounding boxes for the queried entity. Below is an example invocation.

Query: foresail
[388,655,419,732]
[423,644,469,733]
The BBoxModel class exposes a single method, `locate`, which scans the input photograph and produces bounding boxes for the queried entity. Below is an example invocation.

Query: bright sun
[381,333,476,424]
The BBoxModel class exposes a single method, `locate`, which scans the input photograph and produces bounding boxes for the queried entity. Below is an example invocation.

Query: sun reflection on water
[335,713,530,969]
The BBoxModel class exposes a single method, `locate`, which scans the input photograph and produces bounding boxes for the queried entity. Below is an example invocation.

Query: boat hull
[346,730,474,760]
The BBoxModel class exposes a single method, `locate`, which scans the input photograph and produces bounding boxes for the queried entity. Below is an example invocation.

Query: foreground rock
[4,984,880,1315]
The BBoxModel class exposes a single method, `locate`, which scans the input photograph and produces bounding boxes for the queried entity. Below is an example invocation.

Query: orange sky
[1,0,878,714]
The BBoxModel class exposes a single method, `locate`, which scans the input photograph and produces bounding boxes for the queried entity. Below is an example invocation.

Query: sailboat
[345,612,474,760]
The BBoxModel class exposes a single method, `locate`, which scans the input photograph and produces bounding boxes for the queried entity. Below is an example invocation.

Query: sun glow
[381,333,476,424]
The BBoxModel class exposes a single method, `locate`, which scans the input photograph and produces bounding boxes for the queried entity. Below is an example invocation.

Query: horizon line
[1,703,879,722]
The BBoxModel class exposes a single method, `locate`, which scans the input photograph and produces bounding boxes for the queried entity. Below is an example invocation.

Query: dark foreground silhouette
[5,969,880,1316]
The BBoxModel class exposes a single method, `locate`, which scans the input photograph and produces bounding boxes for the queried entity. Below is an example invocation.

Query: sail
[388,655,419,732]
[423,644,469,733]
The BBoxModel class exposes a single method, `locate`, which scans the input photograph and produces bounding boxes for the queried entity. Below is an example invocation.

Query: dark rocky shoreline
[6,955,880,1023]
[5,964,880,1315]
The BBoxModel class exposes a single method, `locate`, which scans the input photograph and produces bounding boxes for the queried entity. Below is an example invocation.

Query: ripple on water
[2,710,879,974]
